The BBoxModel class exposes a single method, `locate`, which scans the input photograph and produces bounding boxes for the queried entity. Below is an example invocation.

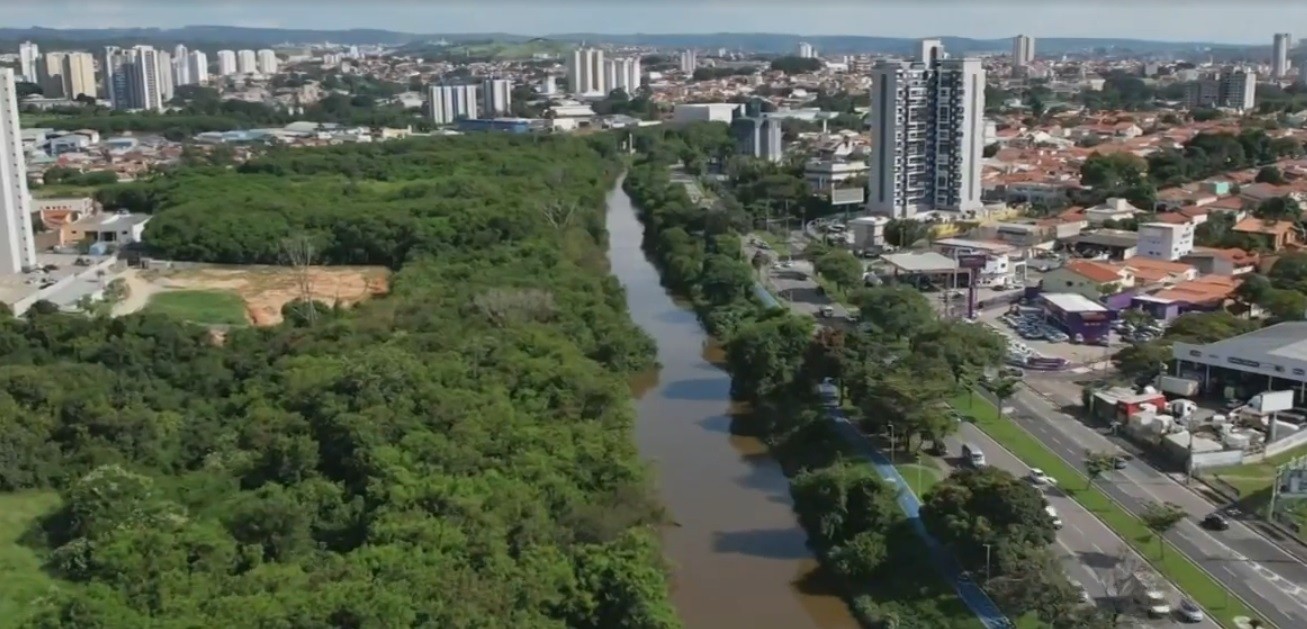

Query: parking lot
[978,307,1118,369]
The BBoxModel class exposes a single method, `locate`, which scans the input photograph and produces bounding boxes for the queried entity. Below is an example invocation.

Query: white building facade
[866,39,986,218]
[604,57,642,96]
[1137,222,1195,261]
[0,69,38,274]
[481,79,512,116]
[216,50,238,76]
[427,85,479,125]
[237,49,258,75]
[1274,33,1292,78]
[188,51,210,85]
[18,42,39,83]
[257,49,278,75]
[679,50,697,74]
[567,47,606,96]
[1012,35,1035,66]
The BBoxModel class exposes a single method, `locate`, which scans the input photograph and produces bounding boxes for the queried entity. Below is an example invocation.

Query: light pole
[887,424,897,460]
[984,543,993,582]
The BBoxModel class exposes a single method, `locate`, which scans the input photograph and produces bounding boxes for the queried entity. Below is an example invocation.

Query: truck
[1126,572,1171,617]
[1158,375,1200,398]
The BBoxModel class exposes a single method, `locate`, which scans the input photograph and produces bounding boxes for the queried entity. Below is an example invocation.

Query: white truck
[1158,375,1200,398]
[1127,572,1171,617]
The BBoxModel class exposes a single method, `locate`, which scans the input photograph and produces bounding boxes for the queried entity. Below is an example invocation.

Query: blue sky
[7,1,1305,44]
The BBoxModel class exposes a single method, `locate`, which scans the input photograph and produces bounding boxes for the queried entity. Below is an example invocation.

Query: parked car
[1201,513,1229,531]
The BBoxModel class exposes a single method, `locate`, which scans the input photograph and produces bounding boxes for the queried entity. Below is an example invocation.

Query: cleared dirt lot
[116,265,390,326]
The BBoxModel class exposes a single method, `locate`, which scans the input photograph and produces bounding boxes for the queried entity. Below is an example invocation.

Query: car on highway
[1028,468,1057,488]
[1176,598,1205,623]
[1044,504,1062,528]
[1200,513,1230,531]
[1112,454,1130,470]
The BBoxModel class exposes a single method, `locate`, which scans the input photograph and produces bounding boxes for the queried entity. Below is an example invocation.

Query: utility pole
[984,543,993,581]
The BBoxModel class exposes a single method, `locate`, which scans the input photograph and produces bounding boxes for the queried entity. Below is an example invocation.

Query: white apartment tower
[237,49,258,75]
[157,51,175,102]
[105,46,164,111]
[62,52,97,100]
[426,85,478,125]
[679,49,697,74]
[37,53,67,98]
[172,44,190,85]
[1186,69,1257,111]
[605,57,642,96]
[0,69,38,275]
[1274,33,1292,78]
[866,39,987,218]
[18,42,39,83]
[257,49,278,75]
[797,42,816,59]
[1012,35,1035,66]
[566,47,606,95]
[188,51,210,85]
[216,50,238,76]
[481,78,512,116]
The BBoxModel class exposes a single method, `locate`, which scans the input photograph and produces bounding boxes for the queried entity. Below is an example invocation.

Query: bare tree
[472,288,558,327]
[281,235,318,325]
[539,202,579,231]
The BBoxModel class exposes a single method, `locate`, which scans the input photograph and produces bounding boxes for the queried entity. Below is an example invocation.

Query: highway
[1008,386,1307,628]
[944,422,1212,628]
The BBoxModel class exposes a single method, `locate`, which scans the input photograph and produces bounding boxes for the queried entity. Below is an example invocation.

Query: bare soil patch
[134,265,390,326]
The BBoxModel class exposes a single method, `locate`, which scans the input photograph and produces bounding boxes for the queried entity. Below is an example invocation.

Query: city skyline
[7,1,1307,45]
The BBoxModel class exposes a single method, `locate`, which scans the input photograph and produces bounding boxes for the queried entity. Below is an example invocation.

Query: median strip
[952,393,1258,628]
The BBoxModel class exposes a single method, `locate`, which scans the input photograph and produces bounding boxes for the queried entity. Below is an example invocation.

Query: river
[605,179,859,629]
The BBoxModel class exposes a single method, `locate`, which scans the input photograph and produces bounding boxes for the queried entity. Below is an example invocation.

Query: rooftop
[1180,321,1307,365]
[881,251,959,274]
[1041,292,1108,313]
[68,212,151,230]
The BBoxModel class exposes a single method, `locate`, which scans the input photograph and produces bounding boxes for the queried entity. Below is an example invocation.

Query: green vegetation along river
[605,179,858,629]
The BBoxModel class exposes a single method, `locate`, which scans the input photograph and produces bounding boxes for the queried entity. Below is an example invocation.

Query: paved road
[1008,387,1307,628]
[944,423,1211,628]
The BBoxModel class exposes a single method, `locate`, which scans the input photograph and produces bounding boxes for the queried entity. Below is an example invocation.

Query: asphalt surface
[1008,387,1307,629]
[944,423,1212,628]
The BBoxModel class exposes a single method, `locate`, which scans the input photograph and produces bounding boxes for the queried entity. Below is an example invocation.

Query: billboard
[830,187,865,206]
[1254,390,1295,414]
[957,254,988,269]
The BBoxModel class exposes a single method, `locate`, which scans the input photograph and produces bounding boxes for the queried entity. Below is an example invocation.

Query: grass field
[144,290,249,326]
[0,491,60,625]
[952,393,1257,628]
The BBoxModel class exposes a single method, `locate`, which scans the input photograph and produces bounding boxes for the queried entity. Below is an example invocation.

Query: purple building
[1040,292,1115,345]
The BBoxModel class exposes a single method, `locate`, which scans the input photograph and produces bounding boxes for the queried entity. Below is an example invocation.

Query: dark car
[1201,514,1230,531]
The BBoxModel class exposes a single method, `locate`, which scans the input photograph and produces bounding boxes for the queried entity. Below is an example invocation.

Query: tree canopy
[2,133,678,627]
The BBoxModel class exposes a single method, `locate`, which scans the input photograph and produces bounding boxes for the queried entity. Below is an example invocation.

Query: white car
[1044,505,1063,528]
[1028,468,1058,488]
[1069,580,1092,605]
[1176,598,1204,623]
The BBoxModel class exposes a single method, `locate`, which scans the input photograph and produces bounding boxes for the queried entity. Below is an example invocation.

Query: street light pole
[984,543,993,581]
[888,424,897,460]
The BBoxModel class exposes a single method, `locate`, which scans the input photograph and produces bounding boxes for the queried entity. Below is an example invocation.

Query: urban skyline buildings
[0,69,38,275]
[237,49,258,75]
[1273,32,1292,77]
[216,49,238,76]
[679,49,697,74]
[797,42,816,58]
[481,78,512,116]
[18,42,39,83]
[866,39,986,218]
[566,47,606,95]
[604,56,642,96]
[257,49,279,75]
[188,50,210,85]
[426,84,478,124]
[1012,34,1035,66]
[104,45,165,111]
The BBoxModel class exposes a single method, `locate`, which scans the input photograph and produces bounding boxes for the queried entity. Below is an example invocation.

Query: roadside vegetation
[142,289,249,326]
[0,133,678,626]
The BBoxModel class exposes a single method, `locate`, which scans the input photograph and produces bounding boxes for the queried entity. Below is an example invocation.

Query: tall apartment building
[216,50,238,76]
[1137,222,1195,261]
[604,57,642,96]
[156,51,174,102]
[1274,33,1293,78]
[481,78,512,116]
[1185,69,1257,111]
[257,49,278,75]
[679,50,697,74]
[426,85,478,125]
[18,42,39,83]
[566,47,606,95]
[37,53,67,98]
[62,52,97,99]
[188,51,210,85]
[0,69,38,275]
[172,44,190,85]
[797,42,816,59]
[236,49,258,75]
[866,39,986,218]
[731,114,784,163]
[1012,35,1035,66]
[104,46,164,111]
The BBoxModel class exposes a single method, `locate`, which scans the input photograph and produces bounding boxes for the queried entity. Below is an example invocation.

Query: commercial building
[1172,322,1307,405]
[18,42,39,83]
[679,50,697,74]
[797,42,816,59]
[237,49,258,75]
[1137,221,1195,261]
[604,57,642,96]
[257,49,278,76]
[1274,33,1292,78]
[61,212,151,247]
[455,118,537,134]
[481,78,512,117]
[426,85,478,125]
[188,51,210,85]
[0,69,39,274]
[104,46,165,111]
[1186,70,1257,111]
[1038,293,1114,345]
[672,102,740,125]
[866,39,986,218]
[1012,35,1035,66]
[566,47,606,96]
[216,50,238,76]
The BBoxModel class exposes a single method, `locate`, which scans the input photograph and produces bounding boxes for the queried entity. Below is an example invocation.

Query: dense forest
[1,134,680,627]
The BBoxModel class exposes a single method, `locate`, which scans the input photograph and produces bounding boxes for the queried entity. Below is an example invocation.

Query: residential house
[1133,274,1242,321]
[1120,256,1198,285]
[1084,197,1146,224]
[1180,247,1258,276]
[1041,259,1135,300]
[1232,217,1302,252]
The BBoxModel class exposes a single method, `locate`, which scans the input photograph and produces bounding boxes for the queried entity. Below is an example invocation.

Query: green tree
[1141,501,1186,558]
[1255,165,1287,184]
[724,314,814,402]
[984,377,1020,420]
[815,249,865,291]
[849,285,934,340]
[1253,196,1302,221]
[921,467,1058,573]
[1111,340,1171,383]
[1083,451,1116,488]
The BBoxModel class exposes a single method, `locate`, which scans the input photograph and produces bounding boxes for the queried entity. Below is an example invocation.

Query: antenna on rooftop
[281,234,319,325]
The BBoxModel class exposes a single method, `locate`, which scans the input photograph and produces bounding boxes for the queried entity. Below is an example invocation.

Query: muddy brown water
[606,181,859,629]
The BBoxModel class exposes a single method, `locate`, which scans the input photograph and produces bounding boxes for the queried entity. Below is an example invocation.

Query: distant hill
[0,25,1246,55]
